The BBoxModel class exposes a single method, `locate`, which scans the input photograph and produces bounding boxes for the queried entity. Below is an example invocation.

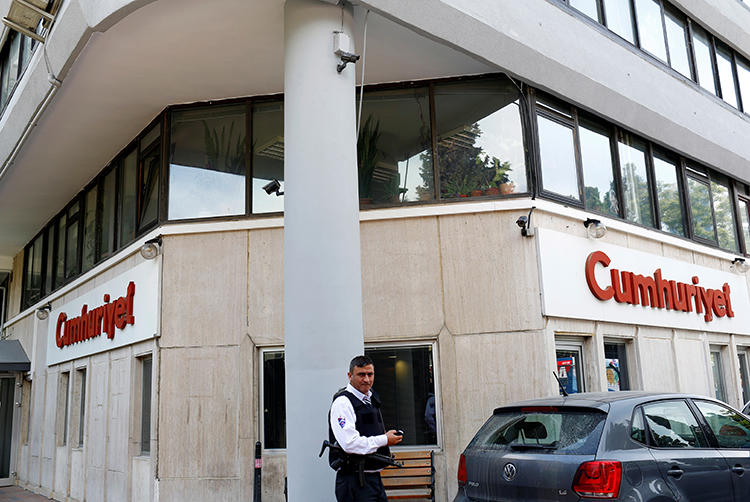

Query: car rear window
[469,407,606,455]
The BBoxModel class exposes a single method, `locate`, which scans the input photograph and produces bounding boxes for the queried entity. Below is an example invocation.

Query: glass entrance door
[0,376,17,486]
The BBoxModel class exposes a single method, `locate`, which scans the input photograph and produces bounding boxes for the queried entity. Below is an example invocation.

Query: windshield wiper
[510,443,558,451]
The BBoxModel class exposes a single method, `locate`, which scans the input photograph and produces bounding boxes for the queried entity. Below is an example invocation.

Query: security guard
[328,355,403,501]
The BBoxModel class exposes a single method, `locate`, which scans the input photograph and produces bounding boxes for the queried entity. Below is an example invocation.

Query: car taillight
[572,461,622,499]
[457,454,467,486]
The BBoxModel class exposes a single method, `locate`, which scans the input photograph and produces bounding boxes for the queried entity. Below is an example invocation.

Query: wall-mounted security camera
[334,31,360,73]
[515,216,528,228]
[516,207,536,237]
[263,179,284,196]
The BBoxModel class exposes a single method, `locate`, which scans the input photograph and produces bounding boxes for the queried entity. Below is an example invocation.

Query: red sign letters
[585,251,734,323]
[55,282,135,348]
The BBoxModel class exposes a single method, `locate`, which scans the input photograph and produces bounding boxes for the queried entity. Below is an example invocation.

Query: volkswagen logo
[503,462,517,481]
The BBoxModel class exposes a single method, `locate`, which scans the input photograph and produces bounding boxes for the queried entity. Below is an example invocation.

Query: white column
[283,0,363,500]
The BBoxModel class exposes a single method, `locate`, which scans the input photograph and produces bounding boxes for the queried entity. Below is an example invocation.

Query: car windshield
[470,407,606,455]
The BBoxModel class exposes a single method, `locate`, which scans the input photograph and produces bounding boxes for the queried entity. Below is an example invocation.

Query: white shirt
[330,383,388,455]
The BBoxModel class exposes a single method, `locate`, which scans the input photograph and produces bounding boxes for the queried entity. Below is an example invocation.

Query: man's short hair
[349,355,374,373]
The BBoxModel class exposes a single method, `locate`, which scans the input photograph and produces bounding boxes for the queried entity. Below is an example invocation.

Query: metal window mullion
[685,18,699,84]
[610,125,625,219]
[709,35,721,97]
[679,158,694,240]
[246,99,253,216]
[645,142,661,230]
[572,109,586,205]
[657,0,672,68]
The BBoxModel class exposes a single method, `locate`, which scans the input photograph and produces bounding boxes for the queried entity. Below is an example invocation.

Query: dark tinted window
[471,408,606,455]
[631,407,646,444]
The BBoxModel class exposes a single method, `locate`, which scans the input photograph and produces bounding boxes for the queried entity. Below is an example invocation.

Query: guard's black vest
[328,389,391,471]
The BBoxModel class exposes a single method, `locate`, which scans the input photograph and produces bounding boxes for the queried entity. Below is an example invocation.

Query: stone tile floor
[0,486,50,501]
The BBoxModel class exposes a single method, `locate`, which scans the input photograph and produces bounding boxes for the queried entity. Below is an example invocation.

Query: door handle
[732,465,745,475]
[667,467,684,478]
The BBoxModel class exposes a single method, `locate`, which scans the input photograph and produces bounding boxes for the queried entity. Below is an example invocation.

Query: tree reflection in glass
[711,178,738,251]
[579,122,617,216]
[739,199,750,251]
[618,134,653,227]
[688,176,714,241]
[434,79,526,199]
[356,87,432,204]
[653,153,684,235]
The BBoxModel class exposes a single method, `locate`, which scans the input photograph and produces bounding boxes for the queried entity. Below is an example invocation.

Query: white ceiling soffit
[0,0,491,257]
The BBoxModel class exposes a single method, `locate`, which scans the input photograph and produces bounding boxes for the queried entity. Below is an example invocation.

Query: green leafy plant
[203,120,246,174]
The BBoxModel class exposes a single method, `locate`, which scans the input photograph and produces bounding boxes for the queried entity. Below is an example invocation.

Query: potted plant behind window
[492,159,515,194]
[357,115,381,205]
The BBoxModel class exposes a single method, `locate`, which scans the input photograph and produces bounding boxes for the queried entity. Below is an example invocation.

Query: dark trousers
[335,471,387,502]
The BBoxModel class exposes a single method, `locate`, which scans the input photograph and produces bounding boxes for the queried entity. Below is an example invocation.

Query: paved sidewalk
[0,486,50,501]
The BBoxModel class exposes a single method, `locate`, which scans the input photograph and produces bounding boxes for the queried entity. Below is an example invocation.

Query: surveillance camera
[516,215,528,228]
[263,179,281,195]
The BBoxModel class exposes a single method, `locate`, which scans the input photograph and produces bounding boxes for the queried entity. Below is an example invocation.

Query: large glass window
[634,0,667,63]
[99,169,117,260]
[82,186,97,272]
[169,104,247,219]
[359,87,433,204]
[687,173,714,241]
[737,58,750,113]
[54,214,66,289]
[141,356,153,454]
[694,400,750,448]
[618,133,653,226]
[1,32,21,110]
[602,0,636,43]
[139,129,161,230]
[65,202,80,279]
[435,78,527,199]
[570,0,600,21]
[739,352,750,406]
[711,177,738,251]
[716,44,739,108]
[119,148,138,247]
[23,233,44,306]
[261,345,438,449]
[664,9,691,78]
[739,198,750,252]
[692,25,717,94]
[579,120,618,216]
[652,151,684,235]
[252,101,284,214]
[537,114,578,200]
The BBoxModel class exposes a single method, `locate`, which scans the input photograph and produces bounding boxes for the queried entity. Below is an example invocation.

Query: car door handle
[667,467,684,478]
[732,465,745,475]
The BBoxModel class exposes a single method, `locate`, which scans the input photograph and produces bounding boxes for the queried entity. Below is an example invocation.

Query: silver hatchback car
[454,392,750,501]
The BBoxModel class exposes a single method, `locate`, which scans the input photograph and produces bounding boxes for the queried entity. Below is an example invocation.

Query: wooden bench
[382,450,434,501]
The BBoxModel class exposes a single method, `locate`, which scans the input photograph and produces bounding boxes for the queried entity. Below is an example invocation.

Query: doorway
[0,376,17,486]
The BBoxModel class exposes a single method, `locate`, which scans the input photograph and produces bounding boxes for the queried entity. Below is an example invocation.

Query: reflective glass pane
[252,101,284,214]
[579,122,617,216]
[20,36,33,72]
[737,58,750,114]
[711,351,727,402]
[692,25,716,94]
[65,203,79,279]
[688,176,714,241]
[643,400,708,448]
[99,170,116,259]
[45,225,54,294]
[55,214,65,288]
[366,346,437,446]
[716,46,738,108]
[570,0,599,21]
[634,0,667,62]
[170,104,246,219]
[711,178,738,251]
[263,351,286,449]
[694,400,750,448]
[82,187,97,272]
[739,199,750,251]
[436,79,526,198]
[119,149,137,247]
[358,87,433,204]
[140,147,160,229]
[603,0,636,43]
[537,115,578,200]
[665,10,691,77]
[618,134,653,226]
[604,342,629,391]
[653,153,684,235]
[141,123,160,151]
[739,353,750,405]
[556,348,584,394]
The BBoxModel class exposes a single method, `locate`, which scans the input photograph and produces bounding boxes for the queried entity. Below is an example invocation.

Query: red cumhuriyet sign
[585,251,734,323]
[55,282,136,348]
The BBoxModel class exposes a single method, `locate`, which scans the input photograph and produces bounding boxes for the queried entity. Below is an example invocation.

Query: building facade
[1,0,750,501]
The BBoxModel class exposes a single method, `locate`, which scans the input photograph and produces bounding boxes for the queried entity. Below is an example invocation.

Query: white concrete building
[1,0,750,501]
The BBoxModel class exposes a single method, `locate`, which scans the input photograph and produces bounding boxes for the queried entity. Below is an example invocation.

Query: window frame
[258,340,442,452]
[710,347,729,404]
[555,338,587,394]
[640,398,712,449]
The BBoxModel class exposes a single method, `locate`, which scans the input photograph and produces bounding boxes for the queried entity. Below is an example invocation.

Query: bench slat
[392,451,432,460]
[384,459,431,469]
[381,468,432,478]
[382,476,432,488]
